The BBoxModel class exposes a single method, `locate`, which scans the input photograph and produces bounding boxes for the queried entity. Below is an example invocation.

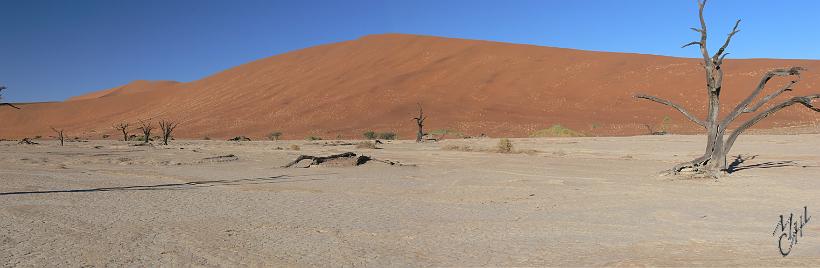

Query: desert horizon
[3,0,820,267]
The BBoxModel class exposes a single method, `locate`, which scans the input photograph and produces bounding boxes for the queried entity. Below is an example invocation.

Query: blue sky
[2,0,819,102]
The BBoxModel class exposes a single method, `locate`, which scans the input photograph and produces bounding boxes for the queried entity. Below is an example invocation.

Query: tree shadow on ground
[727,155,817,174]
[0,174,333,196]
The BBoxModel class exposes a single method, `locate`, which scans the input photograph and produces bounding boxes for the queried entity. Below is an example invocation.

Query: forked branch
[634,93,706,128]
[724,94,820,153]
[712,19,741,64]
[721,67,805,126]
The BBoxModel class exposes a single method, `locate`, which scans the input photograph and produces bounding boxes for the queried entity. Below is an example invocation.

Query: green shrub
[497,138,514,153]
[268,132,283,141]
[377,132,397,140]
[441,144,472,152]
[306,136,322,141]
[530,125,584,137]
[363,131,377,140]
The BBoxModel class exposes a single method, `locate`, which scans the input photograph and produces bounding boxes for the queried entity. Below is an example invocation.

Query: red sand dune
[1,34,819,140]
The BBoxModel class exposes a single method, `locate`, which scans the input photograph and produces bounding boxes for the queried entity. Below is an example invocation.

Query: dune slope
[1,34,819,139]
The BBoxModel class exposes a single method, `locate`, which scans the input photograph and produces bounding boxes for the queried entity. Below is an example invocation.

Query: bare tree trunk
[413,103,426,143]
[114,122,129,141]
[138,120,153,143]
[51,127,64,146]
[159,120,179,146]
[634,1,819,177]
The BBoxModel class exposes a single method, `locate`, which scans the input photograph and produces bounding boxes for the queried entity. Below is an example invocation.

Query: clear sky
[2,0,818,103]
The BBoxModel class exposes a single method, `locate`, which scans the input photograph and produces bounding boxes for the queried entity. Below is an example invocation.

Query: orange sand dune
[66,80,180,102]
[1,34,819,140]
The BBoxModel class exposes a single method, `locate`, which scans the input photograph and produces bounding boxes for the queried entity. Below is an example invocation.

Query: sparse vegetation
[441,144,473,152]
[497,138,514,153]
[442,139,538,155]
[530,125,584,137]
[203,136,211,140]
[306,136,322,141]
[268,132,282,141]
[355,141,378,149]
[363,131,377,140]
[229,136,251,141]
[429,129,464,139]
[377,132,397,140]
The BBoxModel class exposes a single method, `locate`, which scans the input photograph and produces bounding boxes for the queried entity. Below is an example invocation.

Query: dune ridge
[1,33,819,139]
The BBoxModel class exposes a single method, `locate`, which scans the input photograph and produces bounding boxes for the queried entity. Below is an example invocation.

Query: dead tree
[114,122,129,141]
[0,85,20,109]
[50,127,65,146]
[158,120,179,145]
[635,0,819,176]
[138,120,154,143]
[412,103,427,143]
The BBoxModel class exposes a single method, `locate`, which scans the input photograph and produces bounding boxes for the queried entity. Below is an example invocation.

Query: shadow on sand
[0,174,332,196]
[727,155,817,173]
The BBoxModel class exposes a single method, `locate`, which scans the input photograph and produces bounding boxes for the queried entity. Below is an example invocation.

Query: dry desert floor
[3,135,820,266]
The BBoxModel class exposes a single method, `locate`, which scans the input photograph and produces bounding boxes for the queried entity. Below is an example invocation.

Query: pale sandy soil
[2,135,820,266]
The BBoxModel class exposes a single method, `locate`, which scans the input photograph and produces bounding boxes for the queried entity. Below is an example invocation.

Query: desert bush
[355,141,378,149]
[268,132,282,141]
[306,136,322,141]
[441,144,473,152]
[289,144,300,150]
[203,136,211,140]
[363,131,377,140]
[430,129,464,139]
[229,136,251,141]
[530,124,584,137]
[497,138,514,153]
[377,132,397,140]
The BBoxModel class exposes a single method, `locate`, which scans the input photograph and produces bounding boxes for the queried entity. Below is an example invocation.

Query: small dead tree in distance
[138,120,154,143]
[159,120,179,146]
[50,127,65,146]
[114,122,129,141]
[413,103,427,143]
[0,85,21,109]
[634,0,820,176]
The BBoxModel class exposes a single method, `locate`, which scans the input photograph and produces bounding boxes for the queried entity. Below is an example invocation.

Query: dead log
[18,138,38,145]
[283,152,359,168]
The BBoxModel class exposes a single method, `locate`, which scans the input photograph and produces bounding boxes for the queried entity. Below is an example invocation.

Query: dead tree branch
[634,94,705,128]
[114,122,130,141]
[138,120,154,143]
[0,85,20,109]
[282,152,360,168]
[159,120,179,145]
[633,0,820,176]
[50,127,65,146]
